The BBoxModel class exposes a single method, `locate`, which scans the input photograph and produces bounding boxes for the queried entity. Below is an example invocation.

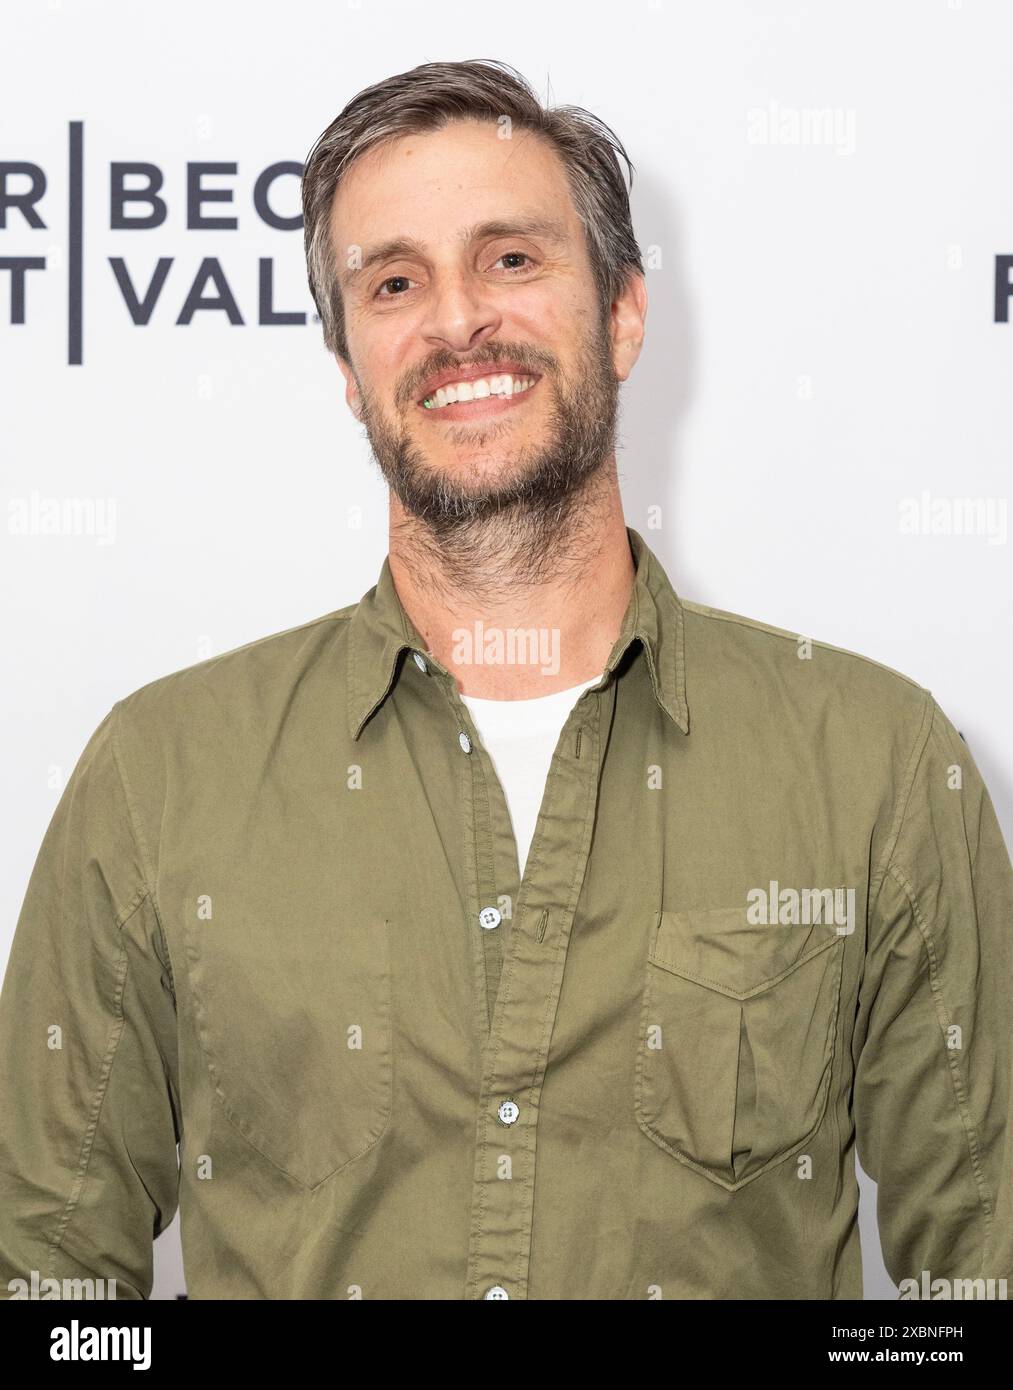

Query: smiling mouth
[419,372,540,410]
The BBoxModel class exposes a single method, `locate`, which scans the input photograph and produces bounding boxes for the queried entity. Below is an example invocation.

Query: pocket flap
[650,906,843,1000]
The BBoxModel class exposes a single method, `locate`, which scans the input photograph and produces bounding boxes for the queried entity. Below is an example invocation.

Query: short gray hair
[301,58,644,360]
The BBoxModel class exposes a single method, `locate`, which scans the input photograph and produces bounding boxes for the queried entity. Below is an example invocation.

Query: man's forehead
[338,119,561,192]
[330,123,576,240]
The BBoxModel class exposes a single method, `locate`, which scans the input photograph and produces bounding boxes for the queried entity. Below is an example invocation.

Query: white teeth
[424,374,536,409]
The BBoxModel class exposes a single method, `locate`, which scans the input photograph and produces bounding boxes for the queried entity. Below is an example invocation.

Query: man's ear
[335,354,363,420]
[610,271,648,384]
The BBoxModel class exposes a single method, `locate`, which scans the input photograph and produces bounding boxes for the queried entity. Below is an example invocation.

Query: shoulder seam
[109,701,158,915]
[679,599,926,692]
[119,609,353,705]
[108,704,179,1023]
[869,690,936,904]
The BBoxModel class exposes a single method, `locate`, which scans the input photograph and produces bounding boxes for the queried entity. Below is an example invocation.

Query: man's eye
[376,275,416,298]
[374,254,532,299]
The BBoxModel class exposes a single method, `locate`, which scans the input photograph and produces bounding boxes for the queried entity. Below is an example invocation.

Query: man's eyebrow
[460,217,569,247]
[339,217,569,289]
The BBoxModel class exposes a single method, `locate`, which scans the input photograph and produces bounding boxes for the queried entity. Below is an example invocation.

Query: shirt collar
[346,525,690,739]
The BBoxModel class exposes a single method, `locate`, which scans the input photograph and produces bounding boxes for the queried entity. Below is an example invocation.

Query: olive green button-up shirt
[2,526,1011,1300]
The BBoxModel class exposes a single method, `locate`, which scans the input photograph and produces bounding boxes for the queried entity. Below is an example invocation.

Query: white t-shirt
[460,674,603,879]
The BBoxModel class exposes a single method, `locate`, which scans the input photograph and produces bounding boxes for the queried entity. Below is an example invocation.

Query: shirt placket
[437,676,608,1300]
[456,699,519,1033]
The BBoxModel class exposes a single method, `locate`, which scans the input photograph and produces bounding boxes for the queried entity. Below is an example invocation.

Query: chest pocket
[635,907,845,1191]
[182,907,392,1191]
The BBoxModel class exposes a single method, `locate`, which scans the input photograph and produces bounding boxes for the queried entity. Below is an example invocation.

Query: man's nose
[418,271,503,354]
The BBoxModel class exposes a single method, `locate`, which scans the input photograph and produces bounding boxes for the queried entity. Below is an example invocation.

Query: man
[2,59,1011,1302]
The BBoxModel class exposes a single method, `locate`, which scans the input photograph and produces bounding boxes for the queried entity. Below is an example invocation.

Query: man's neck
[386,477,635,699]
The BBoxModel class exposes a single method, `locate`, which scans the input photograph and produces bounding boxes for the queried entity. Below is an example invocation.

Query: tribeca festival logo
[1,120,308,365]
[746,881,855,935]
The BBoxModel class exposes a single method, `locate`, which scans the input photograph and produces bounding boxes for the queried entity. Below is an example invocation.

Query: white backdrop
[2,0,1010,1301]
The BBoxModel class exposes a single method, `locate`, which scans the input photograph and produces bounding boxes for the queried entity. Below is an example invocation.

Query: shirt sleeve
[854,692,1013,1295]
[0,701,180,1301]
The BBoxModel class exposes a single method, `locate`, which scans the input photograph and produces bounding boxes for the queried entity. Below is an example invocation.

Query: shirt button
[412,651,428,673]
[497,1099,519,1126]
[479,906,502,931]
[484,1285,510,1299]
[459,731,472,753]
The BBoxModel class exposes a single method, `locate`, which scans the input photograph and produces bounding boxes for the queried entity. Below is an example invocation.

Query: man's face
[330,119,642,536]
